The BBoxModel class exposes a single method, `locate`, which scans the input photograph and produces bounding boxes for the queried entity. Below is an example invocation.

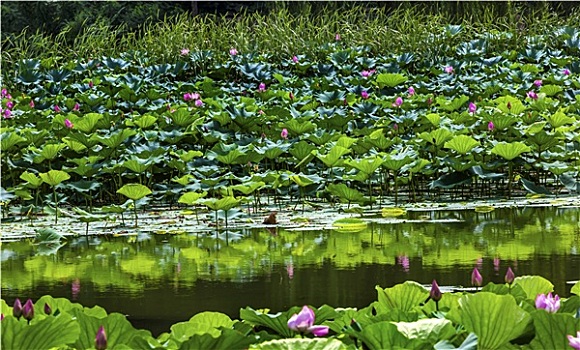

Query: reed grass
[1,3,579,74]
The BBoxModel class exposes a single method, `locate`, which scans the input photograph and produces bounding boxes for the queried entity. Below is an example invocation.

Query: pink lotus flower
[361,70,373,78]
[6,101,14,109]
[3,109,12,119]
[408,86,415,96]
[535,292,560,313]
[335,33,341,41]
[287,305,329,337]
[6,94,11,100]
[392,96,403,107]
[568,331,580,350]
[533,79,542,87]
[73,103,80,111]
[229,48,238,56]
[445,66,454,74]
[1,88,6,97]
[563,68,571,76]
[180,48,190,55]
[183,93,194,101]
[194,99,204,107]
[64,119,74,129]
[292,55,299,63]
[88,81,94,88]
[361,90,369,99]
[281,128,288,139]
[527,91,538,100]
[468,102,476,113]
[54,105,61,112]
[29,100,35,108]
[258,82,266,92]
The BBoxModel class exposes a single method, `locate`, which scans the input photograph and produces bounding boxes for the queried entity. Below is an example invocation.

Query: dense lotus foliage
[1,24,580,225]
[1,276,579,349]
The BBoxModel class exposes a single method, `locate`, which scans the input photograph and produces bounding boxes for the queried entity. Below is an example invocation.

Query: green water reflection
[1,206,579,335]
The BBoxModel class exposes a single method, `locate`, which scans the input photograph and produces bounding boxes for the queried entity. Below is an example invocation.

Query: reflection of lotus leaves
[119,255,164,277]
[180,247,208,260]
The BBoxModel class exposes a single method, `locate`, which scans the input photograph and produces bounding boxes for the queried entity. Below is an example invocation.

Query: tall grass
[1,2,579,73]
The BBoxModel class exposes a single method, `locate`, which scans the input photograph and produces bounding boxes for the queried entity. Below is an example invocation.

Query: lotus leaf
[490,142,531,161]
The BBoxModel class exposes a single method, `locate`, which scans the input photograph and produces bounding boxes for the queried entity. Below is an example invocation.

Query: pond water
[1,205,579,336]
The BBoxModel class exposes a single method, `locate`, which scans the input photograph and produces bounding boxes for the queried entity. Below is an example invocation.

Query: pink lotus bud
[393,123,398,130]
[361,90,369,99]
[505,267,515,284]
[64,119,74,129]
[29,100,35,108]
[533,79,542,87]
[191,93,200,100]
[13,298,22,318]
[54,105,61,112]
[6,101,14,109]
[471,268,482,287]
[183,93,193,101]
[73,103,80,111]
[289,92,294,100]
[507,102,512,109]
[563,68,571,76]
[88,81,94,88]
[292,55,299,63]
[194,99,203,107]
[44,303,52,315]
[1,88,6,97]
[3,109,12,119]
[488,121,495,131]
[392,96,403,107]
[430,280,442,302]
[180,48,190,55]
[335,33,341,41]
[361,70,371,77]
[408,86,415,96]
[22,299,34,321]
[95,325,107,350]
[258,83,266,92]
[468,102,476,113]
[281,128,288,139]
[445,66,454,74]
[229,48,238,56]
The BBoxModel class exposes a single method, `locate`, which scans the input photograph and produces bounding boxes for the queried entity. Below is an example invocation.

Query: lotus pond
[2,200,579,338]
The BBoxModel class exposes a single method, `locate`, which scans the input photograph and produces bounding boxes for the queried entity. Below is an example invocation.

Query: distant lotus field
[1,25,580,220]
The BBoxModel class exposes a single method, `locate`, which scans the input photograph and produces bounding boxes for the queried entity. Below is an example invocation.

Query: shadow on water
[1,206,579,336]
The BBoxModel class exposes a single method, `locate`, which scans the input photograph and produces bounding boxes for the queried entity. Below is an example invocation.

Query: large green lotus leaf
[520,178,552,195]
[178,191,208,205]
[1,131,26,151]
[201,196,240,211]
[488,114,518,130]
[545,109,575,128]
[35,227,64,242]
[434,332,478,350]
[375,73,407,88]
[327,184,366,204]
[572,281,580,295]
[424,113,441,126]
[366,129,393,150]
[39,169,70,187]
[290,174,320,187]
[316,146,350,168]
[122,158,152,173]
[446,292,531,350]
[20,171,43,187]
[539,84,563,97]
[289,140,317,162]
[231,181,265,195]
[180,328,258,350]
[35,295,91,316]
[70,309,151,350]
[62,138,88,153]
[98,128,137,149]
[525,121,547,135]
[528,310,580,350]
[170,312,234,341]
[240,306,298,338]
[75,113,103,133]
[117,183,152,200]
[345,156,383,175]
[490,141,531,160]
[418,128,454,147]
[376,281,428,313]
[430,172,472,189]
[560,295,580,314]
[394,318,456,345]
[170,108,202,127]
[249,338,347,350]
[38,143,67,161]
[353,321,428,350]
[336,136,357,149]
[481,282,527,300]
[1,314,80,350]
[283,118,316,134]
[444,135,479,155]
[133,114,158,129]
[178,150,203,162]
[216,148,246,165]
[435,95,469,112]
[513,275,554,299]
